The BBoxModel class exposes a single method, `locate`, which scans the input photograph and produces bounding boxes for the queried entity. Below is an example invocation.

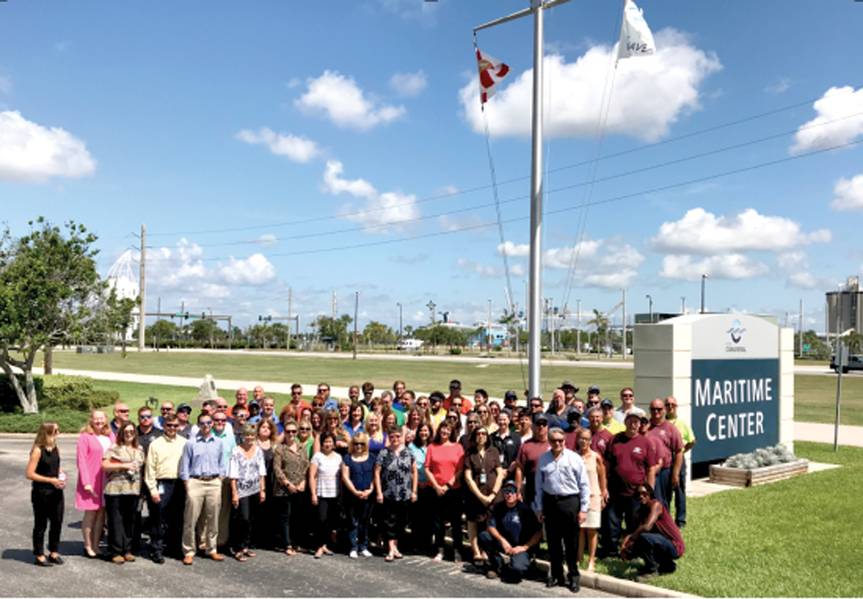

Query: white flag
[617,0,656,60]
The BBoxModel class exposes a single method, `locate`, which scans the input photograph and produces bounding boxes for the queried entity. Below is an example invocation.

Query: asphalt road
[0,437,616,598]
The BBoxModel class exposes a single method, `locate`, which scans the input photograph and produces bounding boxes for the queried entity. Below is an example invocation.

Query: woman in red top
[423,421,465,562]
[621,483,685,579]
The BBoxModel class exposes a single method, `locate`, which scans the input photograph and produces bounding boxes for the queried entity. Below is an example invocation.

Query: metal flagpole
[474,0,572,400]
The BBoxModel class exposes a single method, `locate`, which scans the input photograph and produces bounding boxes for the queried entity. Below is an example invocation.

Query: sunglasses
[285,429,298,434]
[199,421,212,426]
[214,419,227,423]
[650,407,664,412]
[299,427,311,431]
[622,393,634,397]
[550,438,565,444]
[140,414,153,420]
[164,424,178,429]
[160,407,172,412]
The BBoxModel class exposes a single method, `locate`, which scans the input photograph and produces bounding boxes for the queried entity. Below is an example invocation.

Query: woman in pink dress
[76,410,113,557]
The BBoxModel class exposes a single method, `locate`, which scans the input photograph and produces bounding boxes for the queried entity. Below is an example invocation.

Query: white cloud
[296,70,405,131]
[831,174,863,211]
[790,86,863,154]
[219,253,276,285]
[377,0,438,21]
[459,29,721,141]
[660,254,768,280]
[764,77,791,95]
[257,234,278,246]
[390,71,427,97]
[456,258,499,278]
[0,110,96,181]
[322,160,419,233]
[235,127,319,163]
[652,208,831,255]
[497,241,530,257]
[500,238,643,288]
[777,251,830,289]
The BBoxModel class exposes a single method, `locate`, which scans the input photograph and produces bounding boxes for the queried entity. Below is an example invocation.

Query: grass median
[43,350,863,426]
[605,441,861,596]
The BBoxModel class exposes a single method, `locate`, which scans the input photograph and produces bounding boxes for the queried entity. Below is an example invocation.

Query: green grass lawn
[610,442,862,596]
[47,351,863,426]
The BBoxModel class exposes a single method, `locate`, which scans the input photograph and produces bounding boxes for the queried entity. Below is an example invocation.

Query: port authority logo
[725,319,747,352]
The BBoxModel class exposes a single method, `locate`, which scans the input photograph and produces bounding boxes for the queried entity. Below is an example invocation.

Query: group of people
[26,378,694,587]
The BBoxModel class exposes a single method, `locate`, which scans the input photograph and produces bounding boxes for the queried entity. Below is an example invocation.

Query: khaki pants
[182,478,221,556]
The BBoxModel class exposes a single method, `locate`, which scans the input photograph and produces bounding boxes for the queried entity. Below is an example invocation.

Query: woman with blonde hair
[341,431,374,558]
[76,410,113,558]
[25,422,65,566]
[315,409,350,455]
[365,412,387,461]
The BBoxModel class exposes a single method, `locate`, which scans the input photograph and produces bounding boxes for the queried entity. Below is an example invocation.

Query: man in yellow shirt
[601,399,625,434]
[664,396,695,528]
[144,416,187,563]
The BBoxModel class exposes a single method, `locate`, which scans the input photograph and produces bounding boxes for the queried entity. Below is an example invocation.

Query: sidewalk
[33,366,863,447]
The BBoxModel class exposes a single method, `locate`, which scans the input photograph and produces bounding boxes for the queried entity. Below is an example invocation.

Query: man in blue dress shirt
[179,414,225,565]
[533,427,591,593]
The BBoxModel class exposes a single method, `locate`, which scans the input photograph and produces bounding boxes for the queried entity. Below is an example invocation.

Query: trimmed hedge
[0,374,116,413]
[0,408,90,433]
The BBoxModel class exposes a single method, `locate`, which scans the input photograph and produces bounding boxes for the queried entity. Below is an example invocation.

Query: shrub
[41,375,118,411]
[0,408,90,433]
[449,347,462,355]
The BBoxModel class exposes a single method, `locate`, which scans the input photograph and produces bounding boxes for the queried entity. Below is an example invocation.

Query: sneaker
[360,549,372,558]
[349,550,358,559]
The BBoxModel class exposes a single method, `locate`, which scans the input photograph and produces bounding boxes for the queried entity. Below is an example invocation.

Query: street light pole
[681,296,686,314]
[646,294,653,323]
[700,274,708,314]
[397,302,403,339]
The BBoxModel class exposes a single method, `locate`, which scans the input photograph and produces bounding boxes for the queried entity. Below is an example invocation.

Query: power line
[142,90,851,239]
[142,110,863,257]
[141,137,859,264]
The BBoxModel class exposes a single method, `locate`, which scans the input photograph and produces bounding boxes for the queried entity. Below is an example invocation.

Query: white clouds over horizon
[652,208,831,254]
[235,127,320,163]
[830,174,863,211]
[660,254,769,281]
[460,29,721,141]
[322,160,419,232]
[0,110,96,181]
[296,70,405,130]
[790,86,863,154]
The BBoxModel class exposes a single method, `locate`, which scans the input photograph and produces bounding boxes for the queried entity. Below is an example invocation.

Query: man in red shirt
[647,399,684,509]
[605,413,659,556]
[514,414,550,506]
[444,379,473,415]
[587,408,613,456]
[621,483,685,579]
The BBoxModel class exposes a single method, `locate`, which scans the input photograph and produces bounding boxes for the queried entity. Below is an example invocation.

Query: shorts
[583,508,601,529]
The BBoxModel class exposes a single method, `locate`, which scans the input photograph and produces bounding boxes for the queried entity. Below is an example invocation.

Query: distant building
[106,250,140,341]
[826,276,863,336]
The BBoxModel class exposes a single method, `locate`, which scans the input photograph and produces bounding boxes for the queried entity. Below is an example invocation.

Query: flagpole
[527,0,544,400]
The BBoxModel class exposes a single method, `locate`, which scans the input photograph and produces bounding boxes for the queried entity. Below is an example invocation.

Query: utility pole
[700,274,708,314]
[155,296,161,351]
[288,287,293,349]
[576,299,581,355]
[798,298,804,356]
[426,300,437,325]
[646,294,653,323]
[681,296,686,314]
[353,291,359,360]
[332,291,337,319]
[397,302,403,339]
[137,224,146,352]
[622,289,627,360]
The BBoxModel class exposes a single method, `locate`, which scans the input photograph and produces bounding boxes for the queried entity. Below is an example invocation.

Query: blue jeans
[656,467,672,509]
[607,494,640,553]
[632,532,679,573]
[673,460,687,527]
[347,496,372,551]
[478,530,531,583]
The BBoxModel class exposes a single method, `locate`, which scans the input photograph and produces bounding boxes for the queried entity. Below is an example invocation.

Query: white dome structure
[106,250,140,340]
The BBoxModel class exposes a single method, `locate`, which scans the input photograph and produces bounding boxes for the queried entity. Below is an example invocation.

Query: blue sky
[1,0,861,333]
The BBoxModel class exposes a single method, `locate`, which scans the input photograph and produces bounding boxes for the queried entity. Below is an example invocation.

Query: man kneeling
[620,483,685,580]
[478,482,542,583]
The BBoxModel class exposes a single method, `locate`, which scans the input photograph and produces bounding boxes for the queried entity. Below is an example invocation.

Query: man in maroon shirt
[621,483,685,579]
[587,408,613,456]
[514,414,550,506]
[647,399,684,509]
[605,413,659,555]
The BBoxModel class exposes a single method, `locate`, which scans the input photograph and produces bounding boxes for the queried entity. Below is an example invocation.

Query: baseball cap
[561,380,578,392]
[532,413,549,425]
[624,412,642,422]
[587,385,601,395]
[504,390,518,402]
[502,482,518,494]
[176,403,192,414]
[600,399,614,409]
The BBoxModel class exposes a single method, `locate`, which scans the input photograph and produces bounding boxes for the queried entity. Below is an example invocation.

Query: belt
[544,492,578,500]
[192,475,219,481]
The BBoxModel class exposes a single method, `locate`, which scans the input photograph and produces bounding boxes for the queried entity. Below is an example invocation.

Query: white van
[397,338,424,351]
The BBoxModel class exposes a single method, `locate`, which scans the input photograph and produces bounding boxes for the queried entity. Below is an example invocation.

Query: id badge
[158,483,166,495]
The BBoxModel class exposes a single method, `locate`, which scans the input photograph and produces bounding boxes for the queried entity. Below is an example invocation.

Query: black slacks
[31,487,63,555]
[543,493,581,581]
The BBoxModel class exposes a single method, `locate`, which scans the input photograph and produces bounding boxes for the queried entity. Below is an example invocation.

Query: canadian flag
[476,48,510,105]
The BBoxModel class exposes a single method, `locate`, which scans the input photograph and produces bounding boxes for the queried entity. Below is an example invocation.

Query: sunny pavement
[0,435,617,598]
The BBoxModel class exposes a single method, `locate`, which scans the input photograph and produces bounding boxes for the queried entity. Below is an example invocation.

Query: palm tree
[587,309,609,354]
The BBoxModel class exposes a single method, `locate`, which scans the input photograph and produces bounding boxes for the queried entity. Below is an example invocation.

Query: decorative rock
[196,374,218,402]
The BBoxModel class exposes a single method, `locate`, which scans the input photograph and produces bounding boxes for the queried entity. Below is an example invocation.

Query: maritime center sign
[633,313,792,466]
[689,315,780,463]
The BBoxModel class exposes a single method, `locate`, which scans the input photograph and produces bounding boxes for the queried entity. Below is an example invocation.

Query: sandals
[244,549,257,558]
[234,553,248,562]
[385,553,395,562]
[285,548,297,556]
